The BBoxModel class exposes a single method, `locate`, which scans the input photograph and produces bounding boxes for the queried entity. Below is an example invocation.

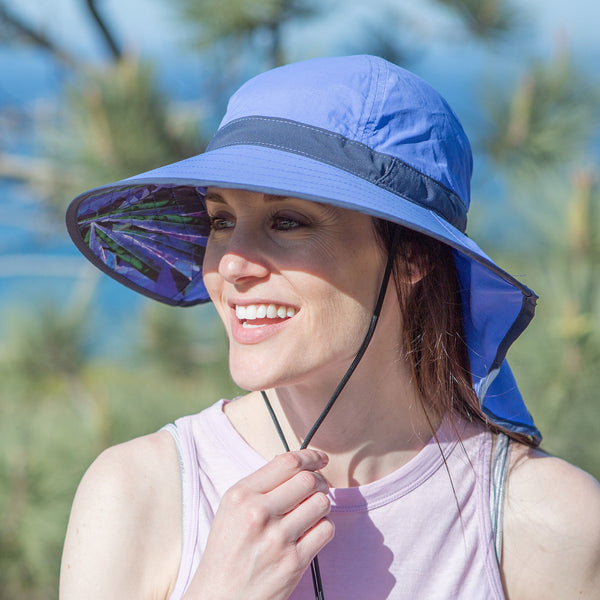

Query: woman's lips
[229,303,298,342]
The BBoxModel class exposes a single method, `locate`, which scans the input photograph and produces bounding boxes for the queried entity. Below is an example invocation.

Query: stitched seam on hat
[222,116,372,148]
[359,56,382,143]
[432,213,466,242]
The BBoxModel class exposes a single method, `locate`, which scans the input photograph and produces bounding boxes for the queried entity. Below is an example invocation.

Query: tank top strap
[162,420,201,600]
[489,432,512,563]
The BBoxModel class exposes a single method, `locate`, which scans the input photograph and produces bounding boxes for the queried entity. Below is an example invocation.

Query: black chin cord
[261,229,400,600]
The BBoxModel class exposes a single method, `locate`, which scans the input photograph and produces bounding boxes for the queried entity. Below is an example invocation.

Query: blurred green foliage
[0,351,238,599]
[0,0,598,598]
[433,0,523,39]
[484,47,599,175]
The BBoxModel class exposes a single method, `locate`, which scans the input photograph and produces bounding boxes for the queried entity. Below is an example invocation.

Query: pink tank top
[163,400,507,599]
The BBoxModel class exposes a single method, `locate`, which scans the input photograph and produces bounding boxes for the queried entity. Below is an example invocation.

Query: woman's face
[202,188,398,391]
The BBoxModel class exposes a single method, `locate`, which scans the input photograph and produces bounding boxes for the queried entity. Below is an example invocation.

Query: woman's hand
[183,449,334,600]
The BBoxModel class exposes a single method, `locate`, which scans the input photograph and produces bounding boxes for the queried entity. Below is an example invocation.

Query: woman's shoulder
[60,430,182,599]
[502,442,600,599]
[80,430,182,512]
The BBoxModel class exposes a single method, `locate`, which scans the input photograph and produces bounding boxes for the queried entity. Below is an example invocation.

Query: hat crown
[221,55,473,210]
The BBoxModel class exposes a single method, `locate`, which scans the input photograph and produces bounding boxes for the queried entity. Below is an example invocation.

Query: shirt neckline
[205,398,462,512]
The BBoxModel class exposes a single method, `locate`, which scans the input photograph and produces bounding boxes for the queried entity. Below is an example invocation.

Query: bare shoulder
[502,443,600,599]
[60,430,182,600]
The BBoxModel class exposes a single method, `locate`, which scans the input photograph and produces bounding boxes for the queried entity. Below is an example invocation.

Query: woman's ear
[398,248,431,285]
[404,264,429,285]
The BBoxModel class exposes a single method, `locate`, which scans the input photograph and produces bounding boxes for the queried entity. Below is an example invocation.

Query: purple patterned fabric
[71,184,211,305]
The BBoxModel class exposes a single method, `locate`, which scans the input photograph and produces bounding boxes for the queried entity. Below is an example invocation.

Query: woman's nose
[217,235,271,285]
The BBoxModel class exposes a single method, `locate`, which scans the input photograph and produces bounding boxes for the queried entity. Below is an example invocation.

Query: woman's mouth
[235,303,297,328]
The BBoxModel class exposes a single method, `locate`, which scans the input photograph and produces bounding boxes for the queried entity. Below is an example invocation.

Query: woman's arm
[502,445,600,599]
[59,431,182,600]
[60,433,333,600]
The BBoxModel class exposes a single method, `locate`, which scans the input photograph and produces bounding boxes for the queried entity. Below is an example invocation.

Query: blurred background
[0,0,598,597]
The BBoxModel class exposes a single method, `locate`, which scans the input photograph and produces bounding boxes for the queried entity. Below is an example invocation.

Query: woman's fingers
[267,468,330,515]
[244,449,329,494]
[280,489,332,542]
[217,448,332,553]
[217,449,330,535]
[296,516,336,565]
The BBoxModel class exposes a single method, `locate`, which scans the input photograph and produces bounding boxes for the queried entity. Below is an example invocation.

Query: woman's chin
[230,373,282,393]
[229,365,272,392]
[228,361,298,392]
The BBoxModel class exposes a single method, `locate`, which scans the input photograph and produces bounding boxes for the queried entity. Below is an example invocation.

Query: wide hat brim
[67,142,540,442]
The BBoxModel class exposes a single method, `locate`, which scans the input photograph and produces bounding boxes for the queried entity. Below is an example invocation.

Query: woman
[61,55,600,599]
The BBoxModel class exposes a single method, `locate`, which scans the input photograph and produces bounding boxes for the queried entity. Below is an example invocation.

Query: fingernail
[317,451,329,465]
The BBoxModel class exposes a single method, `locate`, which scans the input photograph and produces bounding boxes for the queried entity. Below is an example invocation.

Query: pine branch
[432,0,521,39]
[85,0,122,62]
[0,2,78,68]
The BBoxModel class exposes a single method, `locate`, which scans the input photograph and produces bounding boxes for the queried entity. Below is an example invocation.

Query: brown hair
[374,219,538,448]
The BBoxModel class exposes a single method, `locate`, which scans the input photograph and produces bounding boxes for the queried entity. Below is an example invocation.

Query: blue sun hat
[66,54,540,442]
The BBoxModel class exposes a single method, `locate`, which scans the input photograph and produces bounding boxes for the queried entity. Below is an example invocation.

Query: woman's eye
[209,216,235,231]
[272,214,307,231]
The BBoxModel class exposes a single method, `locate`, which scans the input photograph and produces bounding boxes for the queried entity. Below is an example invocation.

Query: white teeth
[256,304,267,318]
[235,303,297,321]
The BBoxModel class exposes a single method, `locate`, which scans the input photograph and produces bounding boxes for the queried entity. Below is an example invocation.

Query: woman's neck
[225,355,441,488]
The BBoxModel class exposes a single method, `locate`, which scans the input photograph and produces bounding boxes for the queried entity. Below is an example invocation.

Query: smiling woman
[61,55,600,600]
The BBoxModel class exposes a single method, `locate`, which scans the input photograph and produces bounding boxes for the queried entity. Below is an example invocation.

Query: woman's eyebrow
[204,191,225,203]
[204,192,291,204]
[263,194,289,203]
